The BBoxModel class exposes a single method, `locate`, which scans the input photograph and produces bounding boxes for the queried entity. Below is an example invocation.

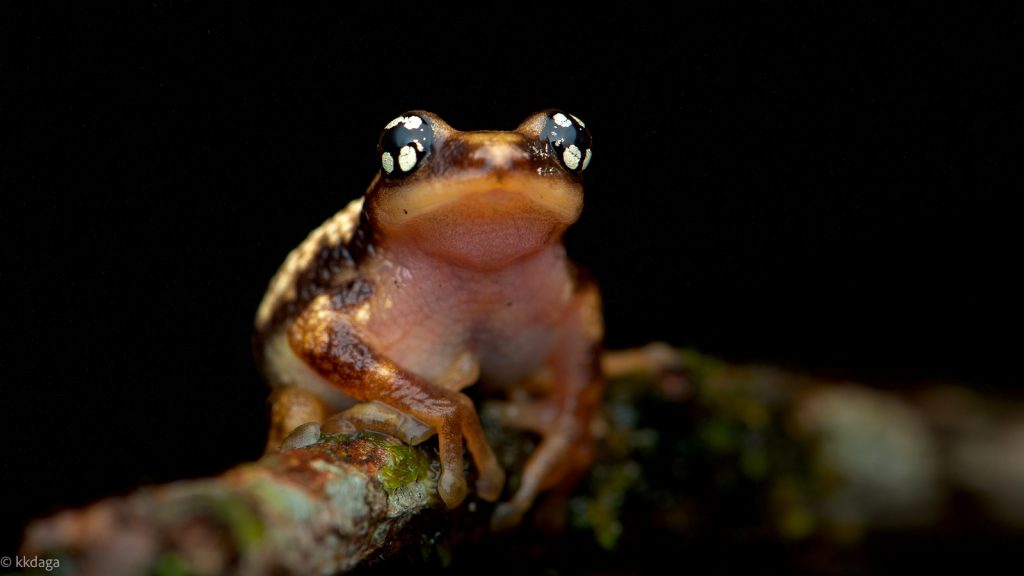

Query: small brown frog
[254,110,602,527]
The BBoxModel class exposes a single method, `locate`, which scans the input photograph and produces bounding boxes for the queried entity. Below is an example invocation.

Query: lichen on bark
[21,347,1024,574]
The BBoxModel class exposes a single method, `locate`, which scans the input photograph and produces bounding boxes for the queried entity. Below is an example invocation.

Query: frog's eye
[377,113,434,178]
[542,111,592,175]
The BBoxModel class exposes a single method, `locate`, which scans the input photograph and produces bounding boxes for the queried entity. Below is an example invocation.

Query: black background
[1,4,1019,567]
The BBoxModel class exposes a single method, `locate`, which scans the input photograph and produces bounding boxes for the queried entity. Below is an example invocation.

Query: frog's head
[363,110,592,271]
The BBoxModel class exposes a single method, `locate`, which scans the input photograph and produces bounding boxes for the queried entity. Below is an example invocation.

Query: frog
[253,109,602,528]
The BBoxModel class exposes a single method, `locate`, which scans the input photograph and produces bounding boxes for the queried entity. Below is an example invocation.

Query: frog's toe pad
[438,469,469,509]
[490,501,526,532]
[476,465,505,502]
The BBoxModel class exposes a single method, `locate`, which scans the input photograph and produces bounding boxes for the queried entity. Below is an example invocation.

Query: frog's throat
[371,174,583,231]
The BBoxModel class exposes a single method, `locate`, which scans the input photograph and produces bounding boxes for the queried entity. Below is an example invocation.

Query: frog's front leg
[285,293,505,508]
[490,277,605,529]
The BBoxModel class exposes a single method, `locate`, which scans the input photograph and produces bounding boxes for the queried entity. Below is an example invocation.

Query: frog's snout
[467,134,530,173]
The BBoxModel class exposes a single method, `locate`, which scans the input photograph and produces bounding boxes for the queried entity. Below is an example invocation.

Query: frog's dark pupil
[378,114,434,177]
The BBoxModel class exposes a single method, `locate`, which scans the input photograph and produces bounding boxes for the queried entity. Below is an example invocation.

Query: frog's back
[254,197,365,341]
[253,197,369,409]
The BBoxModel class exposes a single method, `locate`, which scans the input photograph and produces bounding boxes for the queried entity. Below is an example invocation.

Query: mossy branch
[21,432,450,576]
[20,347,1024,574]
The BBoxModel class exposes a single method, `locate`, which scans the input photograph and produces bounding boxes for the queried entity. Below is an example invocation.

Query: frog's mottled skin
[254,110,602,528]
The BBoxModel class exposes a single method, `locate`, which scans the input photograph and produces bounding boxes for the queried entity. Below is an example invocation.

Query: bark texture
[21,346,1024,574]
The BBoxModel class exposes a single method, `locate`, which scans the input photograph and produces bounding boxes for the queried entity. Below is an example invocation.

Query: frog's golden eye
[377,113,434,178]
[542,111,592,175]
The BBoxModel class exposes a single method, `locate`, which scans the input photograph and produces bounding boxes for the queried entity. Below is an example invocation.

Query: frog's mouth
[373,175,583,270]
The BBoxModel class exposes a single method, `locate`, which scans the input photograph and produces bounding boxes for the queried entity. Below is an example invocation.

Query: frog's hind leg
[490,277,605,530]
[266,385,327,453]
[601,341,683,379]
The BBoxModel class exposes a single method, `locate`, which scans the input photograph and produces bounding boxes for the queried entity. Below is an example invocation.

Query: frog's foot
[433,392,505,506]
[266,386,327,453]
[321,401,435,444]
[318,399,503,506]
[487,400,596,531]
[279,421,322,451]
[355,388,504,507]
[491,421,585,531]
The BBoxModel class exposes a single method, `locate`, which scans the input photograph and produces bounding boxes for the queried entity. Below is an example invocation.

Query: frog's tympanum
[254,110,602,528]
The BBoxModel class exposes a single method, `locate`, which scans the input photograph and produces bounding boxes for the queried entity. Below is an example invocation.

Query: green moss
[317,432,354,444]
[741,447,771,479]
[202,491,265,551]
[572,460,642,550]
[699,419,740,454]
[177,483,266,553]
[356,432,434,493]
[153,553,193,576]
[778,504,817,540]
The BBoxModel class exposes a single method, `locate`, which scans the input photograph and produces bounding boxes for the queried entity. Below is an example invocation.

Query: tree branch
[20,346,1024,574]
[22,432,448,575]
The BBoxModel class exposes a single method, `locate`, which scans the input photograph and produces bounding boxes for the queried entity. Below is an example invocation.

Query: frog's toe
[437,467,468,509]
[475,463,505,502]
[322,402,435,444]
[278,421,321,451]
[491,501,526,532]
[266,386,327,454]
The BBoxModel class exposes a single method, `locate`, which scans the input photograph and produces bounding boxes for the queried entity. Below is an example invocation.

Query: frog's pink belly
[475,328,557,389]
[363,243,571,392]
